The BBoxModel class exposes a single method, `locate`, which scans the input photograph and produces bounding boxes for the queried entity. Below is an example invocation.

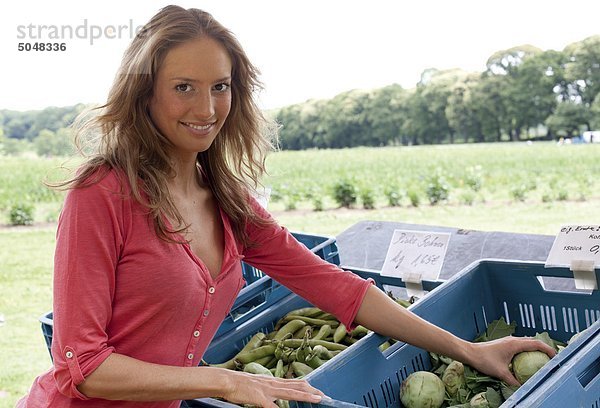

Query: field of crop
[263,142,598,208]
[2,142,599,227]
[1,141,600,406]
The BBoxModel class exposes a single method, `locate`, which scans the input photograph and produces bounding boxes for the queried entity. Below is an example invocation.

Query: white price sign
[545,224,600,290]
[381,229,450,283]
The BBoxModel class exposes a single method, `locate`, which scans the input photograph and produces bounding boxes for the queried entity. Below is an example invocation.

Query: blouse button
[187,353,194,360]
[208,287,215,294]
[193,330,200,337]
[65,351,73,359]
[203,309,209,317]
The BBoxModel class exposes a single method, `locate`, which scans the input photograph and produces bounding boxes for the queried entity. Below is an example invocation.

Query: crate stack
[39,238,600,408]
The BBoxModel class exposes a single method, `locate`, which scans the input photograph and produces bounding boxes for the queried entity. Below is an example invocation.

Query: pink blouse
[17,169,372,407]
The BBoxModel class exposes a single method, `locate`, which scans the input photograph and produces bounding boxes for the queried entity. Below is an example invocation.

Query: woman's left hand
[464,336,556,386]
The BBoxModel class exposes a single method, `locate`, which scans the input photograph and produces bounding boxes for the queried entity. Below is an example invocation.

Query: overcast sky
[1,0,599,112]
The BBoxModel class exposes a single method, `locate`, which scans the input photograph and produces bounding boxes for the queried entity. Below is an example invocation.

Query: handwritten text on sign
[381,230,451,282]
[546,225,600,267]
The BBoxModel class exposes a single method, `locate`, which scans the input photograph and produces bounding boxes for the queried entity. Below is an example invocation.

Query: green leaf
[429,352,442,370]
[456,387,472,404]
[464,366,502,393]
[534,331,565,352]
[433,363,448,376]
[440,355,455,365]
[500,383,519,400]
[474,317,516,342]
[485,387,503,408]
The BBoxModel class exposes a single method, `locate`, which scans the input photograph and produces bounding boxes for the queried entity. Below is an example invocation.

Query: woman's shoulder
[70,164,134,200]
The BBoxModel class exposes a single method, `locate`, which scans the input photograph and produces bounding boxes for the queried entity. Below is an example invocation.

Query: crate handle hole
[536,276,594,295]
[577,354,600,388]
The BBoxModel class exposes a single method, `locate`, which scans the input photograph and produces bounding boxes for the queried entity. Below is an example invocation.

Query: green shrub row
[269,173,589,211]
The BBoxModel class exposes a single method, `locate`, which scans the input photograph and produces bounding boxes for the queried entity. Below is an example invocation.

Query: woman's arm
[78,352,324,406]
[353,285,556,386]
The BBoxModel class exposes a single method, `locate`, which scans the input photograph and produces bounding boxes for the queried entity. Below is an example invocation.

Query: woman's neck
[168,157,204,197]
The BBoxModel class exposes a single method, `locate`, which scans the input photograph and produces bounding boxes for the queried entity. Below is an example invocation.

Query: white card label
[545,225,600,267]
[545,224,600,290]
[381,229,450,282]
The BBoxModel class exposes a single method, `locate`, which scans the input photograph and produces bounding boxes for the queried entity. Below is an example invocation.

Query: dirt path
[0,221,57,232]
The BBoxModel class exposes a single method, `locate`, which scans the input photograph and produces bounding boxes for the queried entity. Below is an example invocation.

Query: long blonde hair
[60,5,277,247]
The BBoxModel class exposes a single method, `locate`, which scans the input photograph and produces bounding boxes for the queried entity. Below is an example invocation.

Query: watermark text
[16,19,144,46]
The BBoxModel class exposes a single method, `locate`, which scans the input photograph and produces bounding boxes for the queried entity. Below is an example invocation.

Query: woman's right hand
[220,370,325,408]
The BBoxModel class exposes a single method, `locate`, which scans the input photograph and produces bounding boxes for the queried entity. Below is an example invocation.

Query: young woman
[18,5,554,408]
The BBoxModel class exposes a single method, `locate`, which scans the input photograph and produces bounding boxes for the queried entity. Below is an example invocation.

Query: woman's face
[149,36,233,160]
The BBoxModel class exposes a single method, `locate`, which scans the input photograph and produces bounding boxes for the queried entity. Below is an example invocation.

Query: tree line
[1,35,599,155]
[273,35,600,149]
[0,104,86,156]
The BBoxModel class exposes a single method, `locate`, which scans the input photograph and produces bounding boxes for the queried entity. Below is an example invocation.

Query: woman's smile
[180,121,217,135]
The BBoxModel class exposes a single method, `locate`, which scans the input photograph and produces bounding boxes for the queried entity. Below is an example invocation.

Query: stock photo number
[17,42,67,51]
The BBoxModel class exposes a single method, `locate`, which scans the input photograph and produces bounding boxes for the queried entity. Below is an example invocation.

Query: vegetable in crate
[474,318,559,385]
[400,371,445,408]
[411,317,564,407]
[209,305,371,382]
[511,351,550,384]
[468,387,502,408]
[441,361,465,397]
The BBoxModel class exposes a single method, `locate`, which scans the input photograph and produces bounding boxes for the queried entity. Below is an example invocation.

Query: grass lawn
[0,227,55,407]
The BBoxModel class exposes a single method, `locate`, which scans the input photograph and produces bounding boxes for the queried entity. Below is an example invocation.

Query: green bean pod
[243,362,273,376]
[281,347,298,363]
[311,324,332,341]
[284,307,324,318]
[274,341,286,360]
[344,337,359,345]
[274,359,285,378]
[293,325,312,339]
[282,315,340,328]
[395,298,412,308]
[311,345,334,359]
[281,338,348,351]
[378,341,392,352]
[265,355,279,369]
[276,400,290,408]
[274,319,307,341]
[290,361,313,377]
[305,354,326,369]
[235,344,277,364]
[333,323,347,343]
[253,355,274,367]
[314,311,336,321]
[350,325,369,338]
[295,338,312,364]
[210,332,266,369]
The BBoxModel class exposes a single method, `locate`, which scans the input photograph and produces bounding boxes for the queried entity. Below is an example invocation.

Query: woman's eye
[214,83,230,92]
[175,84,193,93]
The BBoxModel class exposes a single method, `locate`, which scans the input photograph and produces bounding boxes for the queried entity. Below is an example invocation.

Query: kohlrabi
[511,351,550,384]
[441,360,465,397]
[400,371,445,408]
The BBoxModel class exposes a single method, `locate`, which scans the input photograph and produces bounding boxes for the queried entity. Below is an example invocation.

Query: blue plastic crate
[510,329,600,407]
[40,231,340,361]
[291,259,600,408]
[198,269,440,366]
[186,271,441,408]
